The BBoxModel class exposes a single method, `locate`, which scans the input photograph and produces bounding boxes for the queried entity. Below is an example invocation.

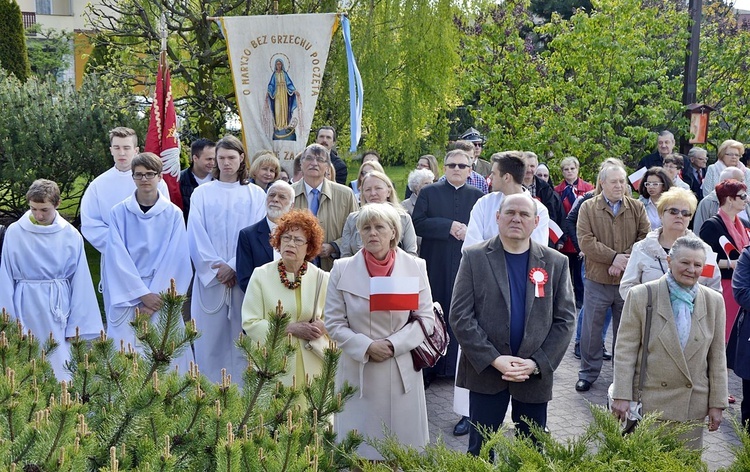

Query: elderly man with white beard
[236,180,296,293]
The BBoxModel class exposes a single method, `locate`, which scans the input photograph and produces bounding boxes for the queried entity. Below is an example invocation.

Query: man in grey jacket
[450,193,575,455]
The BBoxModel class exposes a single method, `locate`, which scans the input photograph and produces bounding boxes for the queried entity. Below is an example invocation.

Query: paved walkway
[424,333,744,471]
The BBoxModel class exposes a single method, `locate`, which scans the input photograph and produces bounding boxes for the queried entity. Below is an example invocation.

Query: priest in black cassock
[413,149,484,381]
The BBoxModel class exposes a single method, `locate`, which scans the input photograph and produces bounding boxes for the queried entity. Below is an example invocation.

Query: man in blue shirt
[450,193,575,455]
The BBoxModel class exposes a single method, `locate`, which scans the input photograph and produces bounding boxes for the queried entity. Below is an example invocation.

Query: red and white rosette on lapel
[529,268,548,298]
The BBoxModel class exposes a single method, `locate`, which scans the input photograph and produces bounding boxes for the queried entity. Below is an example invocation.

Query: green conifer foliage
[0,283,359,471]
[0,0,31,82]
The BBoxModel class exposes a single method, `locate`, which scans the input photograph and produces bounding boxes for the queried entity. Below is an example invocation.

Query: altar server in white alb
[80,127,168,310]
[0,179,103,380]
[104,153,193,370]
[188,135,266,384]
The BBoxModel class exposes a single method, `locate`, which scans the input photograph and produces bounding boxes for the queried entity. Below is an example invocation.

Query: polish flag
[628,167,647,189]
[549,219,564,245]
[701,252,718,278]
[720,235,739,259]
[370,277,419,312]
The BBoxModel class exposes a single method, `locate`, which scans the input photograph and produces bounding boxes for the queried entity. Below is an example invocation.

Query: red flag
[628,167,647,190]
[145,51,183,209]
[701,252,717,278]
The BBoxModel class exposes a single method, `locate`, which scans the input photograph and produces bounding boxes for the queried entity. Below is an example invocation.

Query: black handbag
[409,302,449,371]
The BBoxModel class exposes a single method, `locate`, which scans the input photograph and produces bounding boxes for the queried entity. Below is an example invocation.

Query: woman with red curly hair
[700,179,750,340]
[241,209,328,385]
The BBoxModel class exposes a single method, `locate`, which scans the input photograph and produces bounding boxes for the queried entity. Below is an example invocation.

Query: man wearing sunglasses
[413,149,484,384]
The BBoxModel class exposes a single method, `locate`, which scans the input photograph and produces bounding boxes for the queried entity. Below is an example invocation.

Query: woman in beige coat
[325,203,434,460]
[612,236,728,449]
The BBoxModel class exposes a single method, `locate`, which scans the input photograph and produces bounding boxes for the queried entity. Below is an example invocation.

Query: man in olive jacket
[292,143,358,271]
[450,193,575,455]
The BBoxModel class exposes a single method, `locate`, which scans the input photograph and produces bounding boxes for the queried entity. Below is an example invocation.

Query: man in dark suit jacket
[450,193,575,455]
[236,181,295,292]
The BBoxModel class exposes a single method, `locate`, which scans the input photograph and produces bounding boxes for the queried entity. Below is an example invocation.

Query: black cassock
[412,180,484,377]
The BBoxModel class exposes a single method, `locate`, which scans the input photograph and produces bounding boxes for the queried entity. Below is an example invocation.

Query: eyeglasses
[644,182,663,187]
[725,153,742,158]
[737,194,748,201]
[133,172,159,180]
[302,155,329,163]
[472,142,483,148]
[445,163,470,170]
[664,208,692,218]
[280,234,308,246]
[416,163,430,169]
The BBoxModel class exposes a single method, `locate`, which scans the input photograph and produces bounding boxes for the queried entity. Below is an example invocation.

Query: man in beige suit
[292,143,358,271]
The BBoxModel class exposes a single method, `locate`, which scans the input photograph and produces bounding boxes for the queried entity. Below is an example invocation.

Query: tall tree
[0,0,30,82]
[458,0,688,176]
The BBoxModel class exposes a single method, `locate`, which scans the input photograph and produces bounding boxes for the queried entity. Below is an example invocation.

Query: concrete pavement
[424,333,743,471]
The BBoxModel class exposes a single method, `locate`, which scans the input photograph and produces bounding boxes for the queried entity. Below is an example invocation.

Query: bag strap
[310,270,324,322]
[637,285,654,402]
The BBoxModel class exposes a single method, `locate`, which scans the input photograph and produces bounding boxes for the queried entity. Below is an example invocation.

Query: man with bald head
[450,193,575,455]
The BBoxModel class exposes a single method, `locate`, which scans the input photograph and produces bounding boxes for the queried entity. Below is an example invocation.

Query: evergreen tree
[0,0,30,82]
[0,282,359,471]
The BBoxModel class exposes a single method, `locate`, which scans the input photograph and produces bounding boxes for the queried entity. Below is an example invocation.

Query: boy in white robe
[104,153,193,372]
[81,127,168,310]
[0,179,103,380]
[188,136,265,385]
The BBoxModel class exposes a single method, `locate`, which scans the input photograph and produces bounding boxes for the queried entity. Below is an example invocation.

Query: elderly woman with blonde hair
[702,140,750,195]
[249,150,281,192]
[325,203,434,460]
[620,187,721,299]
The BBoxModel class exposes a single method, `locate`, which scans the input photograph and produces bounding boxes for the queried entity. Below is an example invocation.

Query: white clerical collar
[447,181,465,190]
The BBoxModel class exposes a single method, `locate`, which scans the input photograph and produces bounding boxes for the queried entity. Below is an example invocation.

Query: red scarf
[363,249,396,277]
[718,208,750,250]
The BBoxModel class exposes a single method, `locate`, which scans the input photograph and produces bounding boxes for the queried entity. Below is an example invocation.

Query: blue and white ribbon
[341,15,363,153]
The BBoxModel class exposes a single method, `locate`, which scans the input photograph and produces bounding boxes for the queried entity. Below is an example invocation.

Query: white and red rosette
[529,268,549,298]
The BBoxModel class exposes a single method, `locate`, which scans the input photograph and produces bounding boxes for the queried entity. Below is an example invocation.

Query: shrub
[0,72,146,220]
[0,283,359,471]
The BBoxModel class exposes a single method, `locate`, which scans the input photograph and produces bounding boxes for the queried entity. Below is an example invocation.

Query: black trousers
[468,389,548,456]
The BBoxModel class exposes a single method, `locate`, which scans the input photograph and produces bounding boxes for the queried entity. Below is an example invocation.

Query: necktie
[310,188,320,216]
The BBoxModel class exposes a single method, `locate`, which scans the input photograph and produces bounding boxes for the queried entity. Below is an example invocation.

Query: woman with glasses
[242,210,328,386]
[340,170,418,258]
[700,179,750,341]
[620,187,720,299]
[702,140,750,195]
[638,167,672,231]
[405,154,439,199]
[188,136,266,386]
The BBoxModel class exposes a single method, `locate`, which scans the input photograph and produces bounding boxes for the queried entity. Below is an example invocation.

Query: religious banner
[220,14,339,163]
[145,47,182,208]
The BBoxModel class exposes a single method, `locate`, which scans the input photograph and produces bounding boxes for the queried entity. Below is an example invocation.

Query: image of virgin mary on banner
[220,14,338,163]
[267,57,300,141]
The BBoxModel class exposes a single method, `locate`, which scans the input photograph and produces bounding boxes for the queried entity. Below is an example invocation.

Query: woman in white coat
[325,203,434,460]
